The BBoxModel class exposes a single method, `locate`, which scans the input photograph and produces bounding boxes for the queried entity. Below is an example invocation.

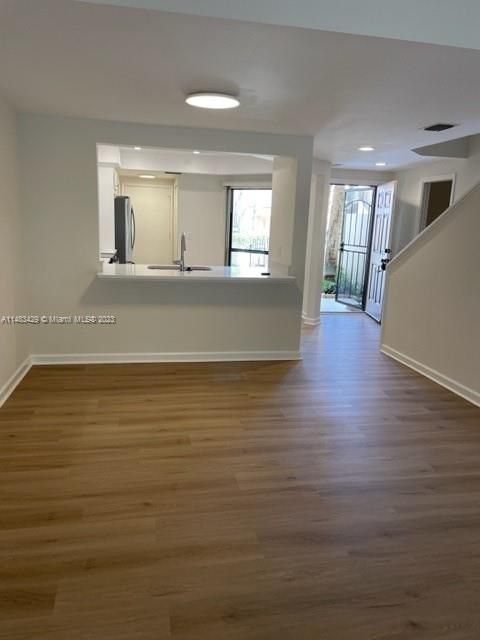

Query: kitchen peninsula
[98,263,294,283]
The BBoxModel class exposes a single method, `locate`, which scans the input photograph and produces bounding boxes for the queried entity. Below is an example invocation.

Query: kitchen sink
[147,265,180,270]
[185,266,212,271]
[147,265,212,271]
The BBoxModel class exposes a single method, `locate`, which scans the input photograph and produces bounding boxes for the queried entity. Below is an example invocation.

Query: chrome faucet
[179,232,187,271]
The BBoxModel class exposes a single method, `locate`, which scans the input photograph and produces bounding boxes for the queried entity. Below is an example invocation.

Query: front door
[365,181,397,322]
[335,187,375,308]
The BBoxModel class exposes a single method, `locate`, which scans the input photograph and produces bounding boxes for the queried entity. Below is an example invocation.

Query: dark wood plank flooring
[1,314,479,639]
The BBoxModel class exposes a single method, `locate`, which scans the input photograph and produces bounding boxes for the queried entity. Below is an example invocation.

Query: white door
[123,184,173,264]
[365,181,396,322]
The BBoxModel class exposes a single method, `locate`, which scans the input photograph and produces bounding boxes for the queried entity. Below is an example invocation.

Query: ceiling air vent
[424,123,457,132]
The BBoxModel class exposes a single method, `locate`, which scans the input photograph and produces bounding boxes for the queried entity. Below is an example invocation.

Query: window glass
[229,189,272,267]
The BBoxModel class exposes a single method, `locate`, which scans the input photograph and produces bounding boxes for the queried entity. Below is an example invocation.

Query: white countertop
[97,263,295,283]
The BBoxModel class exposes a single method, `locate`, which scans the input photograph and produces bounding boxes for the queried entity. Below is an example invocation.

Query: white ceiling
[2,0,480,169]
[97,144,273,175]
[76,0,480,52]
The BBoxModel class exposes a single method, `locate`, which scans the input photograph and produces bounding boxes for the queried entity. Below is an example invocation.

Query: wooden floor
[1,315,480,639]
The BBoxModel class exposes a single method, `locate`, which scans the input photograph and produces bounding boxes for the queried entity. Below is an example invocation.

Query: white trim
[381,344,480,408]
[30,351,302,365]
[418,173,456,233]
[302,314,320,326]
[0,356,32,408]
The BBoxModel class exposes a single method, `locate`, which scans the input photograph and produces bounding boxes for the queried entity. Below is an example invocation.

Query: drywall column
[269,156,297,272]
[302,160,331,325]
[97,165,118,256]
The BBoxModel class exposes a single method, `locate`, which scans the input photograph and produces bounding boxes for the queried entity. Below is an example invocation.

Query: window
[227,188,272,268]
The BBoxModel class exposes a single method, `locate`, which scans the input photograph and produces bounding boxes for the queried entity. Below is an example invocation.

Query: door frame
[334,185,377,309]
[327,183,378,311]
[418,173,456,233]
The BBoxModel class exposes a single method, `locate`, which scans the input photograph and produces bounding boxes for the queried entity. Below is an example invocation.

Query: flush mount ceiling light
[139,174,156,179]
[185,92,240,110]
[134,146,142,151]
[358,146,375,152]
[193,150,201,154]
[375,162,387,167]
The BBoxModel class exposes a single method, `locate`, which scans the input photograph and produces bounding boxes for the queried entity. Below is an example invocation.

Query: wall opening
[420,178,454,230]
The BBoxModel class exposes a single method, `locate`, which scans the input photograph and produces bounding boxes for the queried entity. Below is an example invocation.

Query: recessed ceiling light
[185,92,240,110]
[134,146,142,151]
[358,146,375,152]
[139,174,155,179]
[193,150,201,155]
[375,162,387,167]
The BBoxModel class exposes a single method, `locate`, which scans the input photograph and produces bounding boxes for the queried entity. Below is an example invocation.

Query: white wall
[0,95,28,398]
[392,136,480,255]
[118,147,273,175]
[222,175,272,188]
[176,174,226,265]
[382,183,480,405]
[97,144,121,164]
[331,167,395,186]
[17,112,312,357]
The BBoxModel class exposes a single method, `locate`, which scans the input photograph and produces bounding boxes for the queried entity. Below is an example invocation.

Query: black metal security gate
[335,187,376,308]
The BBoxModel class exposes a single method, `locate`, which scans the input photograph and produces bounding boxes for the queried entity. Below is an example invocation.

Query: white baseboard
[30,351,302,365]
[302,315,320,326]
[381,344,480,408]
[0,356,32,408]
[0,351,300,406]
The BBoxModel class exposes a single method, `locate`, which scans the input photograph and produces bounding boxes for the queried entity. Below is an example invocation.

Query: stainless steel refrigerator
[114,196,135,263]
